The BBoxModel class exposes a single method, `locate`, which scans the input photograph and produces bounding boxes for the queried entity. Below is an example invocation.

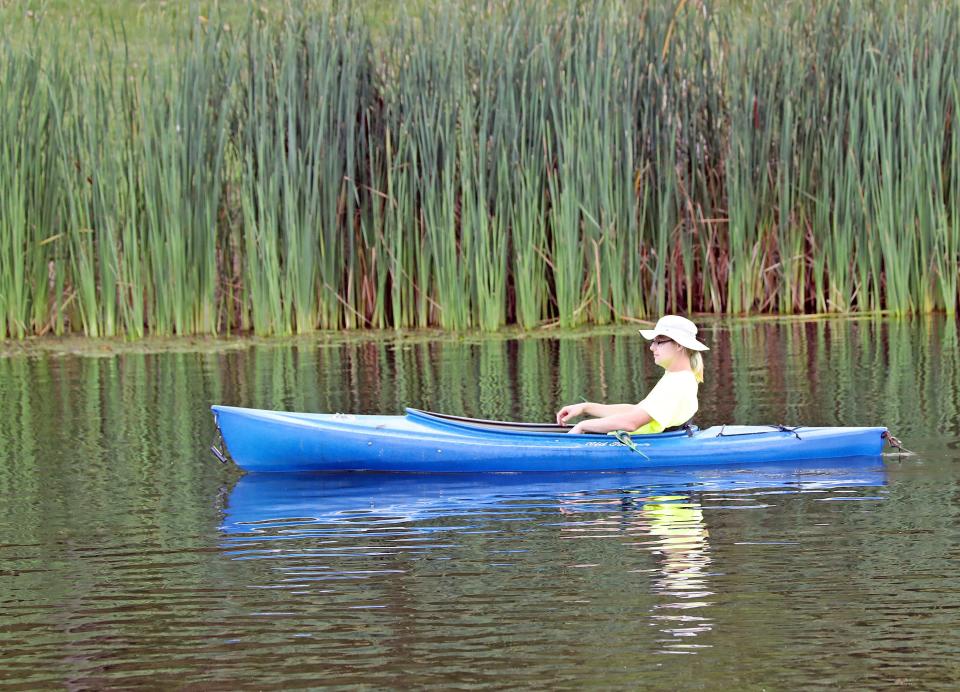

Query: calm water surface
[1,317,959,689]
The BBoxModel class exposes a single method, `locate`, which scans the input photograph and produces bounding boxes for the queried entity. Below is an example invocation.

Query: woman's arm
[556,402,635,425]
[568,405,652,434]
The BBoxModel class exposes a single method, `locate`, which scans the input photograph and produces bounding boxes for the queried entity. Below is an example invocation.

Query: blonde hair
[685,348,704,384]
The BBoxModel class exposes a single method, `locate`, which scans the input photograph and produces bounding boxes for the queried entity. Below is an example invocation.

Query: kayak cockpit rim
[404,407,698,438]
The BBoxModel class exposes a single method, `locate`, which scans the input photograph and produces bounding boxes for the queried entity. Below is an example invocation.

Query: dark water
[1,317,959,689]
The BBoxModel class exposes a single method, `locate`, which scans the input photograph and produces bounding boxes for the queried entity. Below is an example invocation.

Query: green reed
[236,9,369,334]
[145,26,238,335]
[0,40,68,339]
[730,0,959,316]
[1,0,958,339]
[0,49,35,339]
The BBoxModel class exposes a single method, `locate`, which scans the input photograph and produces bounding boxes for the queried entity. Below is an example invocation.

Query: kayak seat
[662,418,696,436]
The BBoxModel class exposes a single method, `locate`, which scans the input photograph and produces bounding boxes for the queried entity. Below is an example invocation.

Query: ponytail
[686,348,704,384]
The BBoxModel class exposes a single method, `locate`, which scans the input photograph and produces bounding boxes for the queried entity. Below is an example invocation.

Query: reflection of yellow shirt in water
[632,370,699,434]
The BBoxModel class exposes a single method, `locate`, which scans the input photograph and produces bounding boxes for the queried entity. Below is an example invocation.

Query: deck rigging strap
[717,424,803,440]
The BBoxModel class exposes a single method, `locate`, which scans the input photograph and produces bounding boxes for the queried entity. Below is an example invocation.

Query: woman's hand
[567,422,585,435]
[556,403,587,426]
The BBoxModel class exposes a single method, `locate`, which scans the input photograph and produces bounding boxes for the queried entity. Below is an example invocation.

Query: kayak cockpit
[406,408,573,433]
[405,408,698,438]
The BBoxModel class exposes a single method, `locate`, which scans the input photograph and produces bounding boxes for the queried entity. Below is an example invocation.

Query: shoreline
[0,311,930,359]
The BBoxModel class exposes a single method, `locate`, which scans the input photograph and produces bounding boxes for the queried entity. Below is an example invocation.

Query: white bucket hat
[639,315,709,351]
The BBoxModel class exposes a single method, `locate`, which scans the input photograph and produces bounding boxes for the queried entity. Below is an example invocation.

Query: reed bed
[0,0,958,338]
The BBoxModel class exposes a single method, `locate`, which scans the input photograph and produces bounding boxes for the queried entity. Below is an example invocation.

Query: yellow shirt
[632,370,699,434]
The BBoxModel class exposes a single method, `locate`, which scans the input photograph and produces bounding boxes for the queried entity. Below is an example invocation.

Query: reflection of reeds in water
[2,2,958,337]
[0,354,226,546]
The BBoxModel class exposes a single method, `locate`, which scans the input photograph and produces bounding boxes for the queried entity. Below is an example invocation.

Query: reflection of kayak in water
[219,459,887,535]
[210,405,890,473]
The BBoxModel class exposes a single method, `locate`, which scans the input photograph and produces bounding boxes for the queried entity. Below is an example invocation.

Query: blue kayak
[210,405,889,473]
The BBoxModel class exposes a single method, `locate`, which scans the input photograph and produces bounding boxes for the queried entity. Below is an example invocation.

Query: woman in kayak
[556,315,709,435]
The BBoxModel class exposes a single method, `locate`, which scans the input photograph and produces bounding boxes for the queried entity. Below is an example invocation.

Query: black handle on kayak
[210,414,230,464]
[210,443,228,464]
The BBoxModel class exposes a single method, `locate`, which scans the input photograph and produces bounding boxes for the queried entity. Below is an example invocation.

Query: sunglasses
[651,337,674,346]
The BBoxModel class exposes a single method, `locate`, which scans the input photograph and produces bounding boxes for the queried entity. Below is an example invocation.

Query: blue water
[1,317,959,688]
